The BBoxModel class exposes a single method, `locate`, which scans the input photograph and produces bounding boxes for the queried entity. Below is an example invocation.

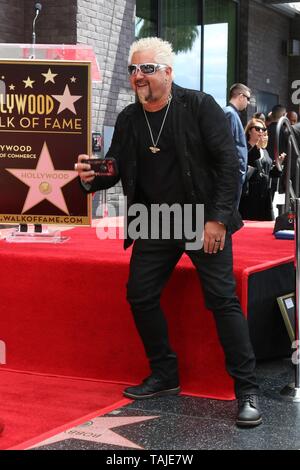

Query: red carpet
[0,370,129,450]
[232,222,294,312]
[0,221,294,401]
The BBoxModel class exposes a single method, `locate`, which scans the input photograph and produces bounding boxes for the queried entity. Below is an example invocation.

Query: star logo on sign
[30,416,159,449]
[23,76,35,88]
[9,84,15,90]
[52,84,82,115]
[70,76,77,83]
[42,68,58,84]
[6,142,78,214]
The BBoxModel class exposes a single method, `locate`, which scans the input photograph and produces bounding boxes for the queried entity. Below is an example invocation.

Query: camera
[85,158,116,176]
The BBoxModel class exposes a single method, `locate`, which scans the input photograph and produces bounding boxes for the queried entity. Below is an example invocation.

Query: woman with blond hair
[238,118,281,220]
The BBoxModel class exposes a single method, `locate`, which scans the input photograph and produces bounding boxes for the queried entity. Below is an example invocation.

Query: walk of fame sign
[0,59,91,227]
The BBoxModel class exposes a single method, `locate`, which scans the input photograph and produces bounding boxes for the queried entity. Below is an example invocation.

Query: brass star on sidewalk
[30,416,159,449]
[23,76,35,88]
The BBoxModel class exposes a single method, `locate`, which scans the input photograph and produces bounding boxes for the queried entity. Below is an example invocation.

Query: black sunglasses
[128,63,168,76]
[251,125,267,132]
[240,93,251,103]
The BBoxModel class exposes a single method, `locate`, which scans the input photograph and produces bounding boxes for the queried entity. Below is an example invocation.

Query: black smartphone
[84,158,116,176]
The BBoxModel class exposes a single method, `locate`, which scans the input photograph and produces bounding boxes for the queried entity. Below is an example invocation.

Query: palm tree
[135,0,200,54]
[136,18,199,53]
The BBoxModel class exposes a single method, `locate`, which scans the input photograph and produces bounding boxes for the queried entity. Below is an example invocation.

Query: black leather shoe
[236,394,262,427]
[123,375,180,400]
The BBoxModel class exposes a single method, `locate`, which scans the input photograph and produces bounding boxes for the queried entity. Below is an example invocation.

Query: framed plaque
[0,59,91,226]
[277,292,295,343]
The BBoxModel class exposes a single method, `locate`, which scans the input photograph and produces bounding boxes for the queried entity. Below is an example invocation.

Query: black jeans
[126,236,259,398]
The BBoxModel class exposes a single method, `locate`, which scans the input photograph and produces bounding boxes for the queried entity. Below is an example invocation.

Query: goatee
[136,87,152,105]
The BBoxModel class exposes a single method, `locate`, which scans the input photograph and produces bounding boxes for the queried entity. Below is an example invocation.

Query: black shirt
[135,101,186,206]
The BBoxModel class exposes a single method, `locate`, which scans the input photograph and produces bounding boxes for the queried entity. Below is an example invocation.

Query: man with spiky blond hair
[75,37,261,428]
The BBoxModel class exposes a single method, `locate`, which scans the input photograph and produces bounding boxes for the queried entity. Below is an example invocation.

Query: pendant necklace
[142,95,172,154]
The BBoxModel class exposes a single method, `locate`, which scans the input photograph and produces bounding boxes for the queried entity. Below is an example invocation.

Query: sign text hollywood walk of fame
[0,60,92,225]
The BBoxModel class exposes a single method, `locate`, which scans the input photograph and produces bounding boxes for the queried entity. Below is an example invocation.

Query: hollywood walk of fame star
[6,142,78,214]
[42,68,58,84]
[52,84,82,115]
[23,76,35,88]
[31,416,159,450]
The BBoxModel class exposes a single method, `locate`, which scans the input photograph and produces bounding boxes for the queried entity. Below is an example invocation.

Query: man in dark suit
[75,37,262,428]
[223,83,251,204]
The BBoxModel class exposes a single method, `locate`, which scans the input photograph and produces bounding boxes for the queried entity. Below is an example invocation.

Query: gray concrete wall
[248,1,290,113]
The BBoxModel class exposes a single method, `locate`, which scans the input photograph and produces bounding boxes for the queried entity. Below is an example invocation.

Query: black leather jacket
[87,83,243,248]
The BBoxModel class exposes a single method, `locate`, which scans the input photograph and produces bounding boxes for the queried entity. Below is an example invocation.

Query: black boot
[236,394,262,427]
[123,374,180,400]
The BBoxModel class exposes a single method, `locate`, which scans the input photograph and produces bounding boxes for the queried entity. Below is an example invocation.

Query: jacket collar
[228,102,241,115]
[171,82,188,105]
[171,83,188,154]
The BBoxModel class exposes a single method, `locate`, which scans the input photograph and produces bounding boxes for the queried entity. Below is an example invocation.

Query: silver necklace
[142,95,172,154]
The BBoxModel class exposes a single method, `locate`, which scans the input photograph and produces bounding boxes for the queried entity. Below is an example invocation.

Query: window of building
[135,0,238,106]
[203,1,237,106]
[160,1,202,91]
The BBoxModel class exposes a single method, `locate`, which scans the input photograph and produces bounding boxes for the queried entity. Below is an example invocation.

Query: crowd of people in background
[231,93,300,221]
[238,117,281,221]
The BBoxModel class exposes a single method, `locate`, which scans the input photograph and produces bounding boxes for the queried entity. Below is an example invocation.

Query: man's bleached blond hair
[128,37,174,79]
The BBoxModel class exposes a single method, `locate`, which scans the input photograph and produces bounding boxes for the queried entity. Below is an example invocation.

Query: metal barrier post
[281,197,300,401]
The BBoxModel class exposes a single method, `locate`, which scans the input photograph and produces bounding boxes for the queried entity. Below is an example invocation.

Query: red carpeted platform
[0,222,294,401]
[0,370,129,450]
